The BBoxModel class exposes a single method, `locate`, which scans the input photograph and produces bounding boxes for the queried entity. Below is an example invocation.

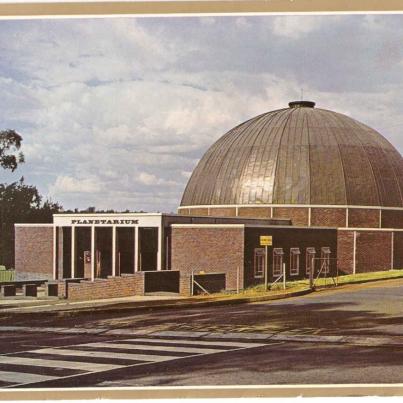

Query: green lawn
[243,269,403,294]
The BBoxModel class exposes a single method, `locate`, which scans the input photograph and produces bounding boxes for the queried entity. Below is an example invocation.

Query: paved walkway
[0,294,183,312]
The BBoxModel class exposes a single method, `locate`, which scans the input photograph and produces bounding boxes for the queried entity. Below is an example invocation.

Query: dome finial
[289,100,315,108]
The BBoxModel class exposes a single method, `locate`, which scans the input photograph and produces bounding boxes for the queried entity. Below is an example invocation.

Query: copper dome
[180,101,403,208]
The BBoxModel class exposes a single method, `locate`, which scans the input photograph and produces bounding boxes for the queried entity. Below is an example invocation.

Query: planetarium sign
[70,219,139,225]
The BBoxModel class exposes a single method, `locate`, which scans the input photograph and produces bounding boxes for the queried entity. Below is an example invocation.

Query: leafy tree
[0,130,24,172]
[0,130,62,268]
[0,178,62,268]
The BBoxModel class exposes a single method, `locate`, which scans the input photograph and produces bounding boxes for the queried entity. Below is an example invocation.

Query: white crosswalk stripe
[77,342,226,354]
[0,370,58,385]
[0,355,122,372]
[0,335,267,388]
[123,337,266,348]
[33,348,176,362]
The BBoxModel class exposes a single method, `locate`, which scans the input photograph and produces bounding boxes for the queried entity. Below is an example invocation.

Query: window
[254,248,265,278]
[306,247,316,276]
[321,247,331,274]
[273,248,284,277]
[290,248,300,276]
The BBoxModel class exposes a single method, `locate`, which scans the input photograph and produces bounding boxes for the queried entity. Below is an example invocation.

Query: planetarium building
[13,101,403,300]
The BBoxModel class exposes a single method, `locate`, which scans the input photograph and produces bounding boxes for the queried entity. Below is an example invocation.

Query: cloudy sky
[1,13,403,212]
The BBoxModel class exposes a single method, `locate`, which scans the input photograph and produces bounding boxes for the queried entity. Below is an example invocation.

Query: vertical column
[91,226,95,281]
[308,207,311,226]
[157,226,162,271]
[353,230,357,275]
[52,225,57,280]
[346,208,349,228]
[391,231,394,270]
[112,226,117,277]
[134,226,139,272]
[71,226,75,278]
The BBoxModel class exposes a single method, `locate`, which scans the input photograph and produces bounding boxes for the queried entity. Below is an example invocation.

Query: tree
[0,130,62,268]
[0,130,24,172]
[0,178,62,268]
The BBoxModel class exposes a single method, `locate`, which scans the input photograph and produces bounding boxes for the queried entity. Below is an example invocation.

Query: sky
[1,13,403,213]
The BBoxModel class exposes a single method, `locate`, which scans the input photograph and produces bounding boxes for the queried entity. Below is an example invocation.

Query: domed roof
[181,101,403,208]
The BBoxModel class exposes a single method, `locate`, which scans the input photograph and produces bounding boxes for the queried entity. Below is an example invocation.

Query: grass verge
[202,269,403,299]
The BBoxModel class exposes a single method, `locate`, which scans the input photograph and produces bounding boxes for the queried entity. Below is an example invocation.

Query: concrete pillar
[91,226,95,281]
[134,226,139,272]
[353,230,357,274]
[157,226,162,271]
[71,226,75,278]
[53,225,57,280]
[112,226,117,277]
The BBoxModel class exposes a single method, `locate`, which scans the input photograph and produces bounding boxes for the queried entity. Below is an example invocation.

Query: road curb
[0,288,313,318]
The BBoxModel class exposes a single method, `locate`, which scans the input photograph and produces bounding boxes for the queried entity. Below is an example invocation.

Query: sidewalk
[0,287,312,316]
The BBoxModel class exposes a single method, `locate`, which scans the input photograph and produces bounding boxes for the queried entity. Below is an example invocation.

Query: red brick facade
[348,208,380,228]
[185,207,208,216]
[272,207,309,226]
[337,230,396,274]
[237,207,271,218]
[337,231,355,274]
[382,210,403,229]
[182,205,403,230]
[209,207,237,217]
[171,226,244,293]
[312,208,346,227]
[15,225,53,280]
[355,231,392,273]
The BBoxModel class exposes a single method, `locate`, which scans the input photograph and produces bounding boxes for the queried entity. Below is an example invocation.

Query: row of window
[254,247,331,278]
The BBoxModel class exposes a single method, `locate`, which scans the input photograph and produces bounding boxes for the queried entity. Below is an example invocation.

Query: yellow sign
[260,235,273,246]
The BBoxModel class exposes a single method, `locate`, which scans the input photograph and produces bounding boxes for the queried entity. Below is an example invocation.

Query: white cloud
[50,175,102,194]
[271,16,324,39]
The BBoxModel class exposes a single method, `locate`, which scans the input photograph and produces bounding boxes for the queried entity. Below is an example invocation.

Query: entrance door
[139,227,158,271]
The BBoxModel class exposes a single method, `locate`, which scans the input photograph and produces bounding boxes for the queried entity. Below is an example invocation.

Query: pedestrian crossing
[0,335,267,388]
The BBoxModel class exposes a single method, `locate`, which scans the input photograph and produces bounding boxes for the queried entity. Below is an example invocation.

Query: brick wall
[237,207,271,218]
[273,207,309,226]
[312,208,346,227]
[133,272,145,295]
[66,275,137,301]
[348,208,380,228]
[337,231,355,274]
[356,231,392,273]
[171,226,244,294]
[186,207,209,216]
[393,232,403,269]
[15,226,53,280]
[208,207,237,217]
[382,210,403,229]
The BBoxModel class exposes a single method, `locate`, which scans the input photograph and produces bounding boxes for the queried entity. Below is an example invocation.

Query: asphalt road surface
[1,279,403,388]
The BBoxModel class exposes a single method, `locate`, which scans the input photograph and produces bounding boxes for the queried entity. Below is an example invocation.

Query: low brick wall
[66,275,137,301]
